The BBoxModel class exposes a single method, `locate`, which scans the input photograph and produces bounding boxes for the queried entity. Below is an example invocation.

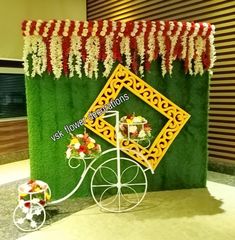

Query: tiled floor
[1,160,235,240]
[0,159,29,185]
[207,171,235,187]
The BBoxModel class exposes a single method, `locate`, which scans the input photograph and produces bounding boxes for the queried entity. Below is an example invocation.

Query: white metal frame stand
[13,110,154,231]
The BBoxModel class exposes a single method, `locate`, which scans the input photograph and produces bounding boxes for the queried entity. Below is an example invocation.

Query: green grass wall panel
[25,60,209,200]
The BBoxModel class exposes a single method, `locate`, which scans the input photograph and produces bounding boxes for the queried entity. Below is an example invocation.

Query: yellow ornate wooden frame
[84,64,190,170]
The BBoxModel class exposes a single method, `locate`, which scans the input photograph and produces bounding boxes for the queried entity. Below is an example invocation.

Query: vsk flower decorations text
[50,93,129,141]
[22,19,216,79]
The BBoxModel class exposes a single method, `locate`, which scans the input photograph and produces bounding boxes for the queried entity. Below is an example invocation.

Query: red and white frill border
[22,19,216,79]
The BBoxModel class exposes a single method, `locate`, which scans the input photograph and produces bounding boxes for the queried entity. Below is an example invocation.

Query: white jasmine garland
[63,19,71,37]
[103,35,114,77]
[169,23,182,74]
[118,21,126,37]
[194,36,204,75]
[124,37,131,69]
[101,20,108,36]
[81,21,89,37]
[53,20,61,36]
[120,36,130,68]
[34,20,42,36]
[50,21,63,79]
[50,36,63,78]
[169,22,181,74]
[112,21,117,32]
[181,24,189,60]
[68,36,82,78]
[169,21,174,31]
[202,23,208,37]
[142,20,147,33]
[72,21,80,36]
[42,21,51,38]
[188,35,195,75]
[84,36,100,78]
[157,34,167,76]
[92,20,98,36]
[131,21,139,37]
[120,36,125,55]
[82,29,88,37]
[37,36,47,75]
[23,37,32,76]
[120,21,126,33]
[30,36,47,77]
[136,34,145,76]
[24,20,32,36]
[169,35,177,75]
[158,22,168,75]
[209,25,216,69]
[147,23,156,62]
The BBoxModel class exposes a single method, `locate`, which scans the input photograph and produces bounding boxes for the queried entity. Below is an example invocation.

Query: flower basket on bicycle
[66,133,102,160]
[119,114,152,146]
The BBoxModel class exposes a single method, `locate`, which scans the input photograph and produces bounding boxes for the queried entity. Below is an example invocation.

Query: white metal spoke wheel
[13,201,46,232]
[91,157,147,212]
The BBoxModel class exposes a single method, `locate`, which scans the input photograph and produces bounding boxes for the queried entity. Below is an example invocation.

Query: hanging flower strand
[22,19,216,79]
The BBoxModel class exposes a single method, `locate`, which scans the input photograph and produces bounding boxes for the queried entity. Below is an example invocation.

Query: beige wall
[0,0,86,59]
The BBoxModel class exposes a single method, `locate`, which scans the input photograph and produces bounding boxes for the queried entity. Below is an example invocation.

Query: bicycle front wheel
[90,157,147,212]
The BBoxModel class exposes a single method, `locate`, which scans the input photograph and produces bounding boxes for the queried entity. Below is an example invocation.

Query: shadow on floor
[128,188,224,219]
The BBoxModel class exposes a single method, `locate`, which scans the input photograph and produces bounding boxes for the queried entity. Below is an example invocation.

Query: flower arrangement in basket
[18,180,51,207]
[119,113,152,141]
[66,132,101,160]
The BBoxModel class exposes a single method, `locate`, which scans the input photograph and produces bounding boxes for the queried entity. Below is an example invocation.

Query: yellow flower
[70,138,79,145]
[126,119,133,124]
[45,192,51,201]
[87,142,95,149]
[20,193,28,197]
[34,187,41,192]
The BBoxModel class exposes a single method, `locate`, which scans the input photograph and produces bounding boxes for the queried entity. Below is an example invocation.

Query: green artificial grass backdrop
[25,60,209,200]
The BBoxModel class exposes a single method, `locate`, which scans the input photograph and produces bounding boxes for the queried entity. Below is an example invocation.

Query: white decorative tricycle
[13,111,154,231]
